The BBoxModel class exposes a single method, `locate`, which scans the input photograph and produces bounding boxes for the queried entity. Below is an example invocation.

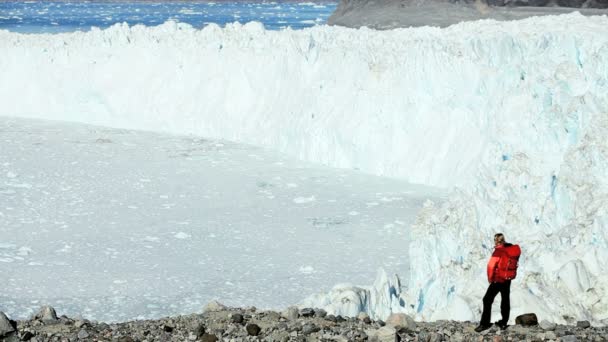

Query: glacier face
[2,13,608,324]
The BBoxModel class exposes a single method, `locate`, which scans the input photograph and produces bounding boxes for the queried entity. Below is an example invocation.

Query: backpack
[497,244,521,280]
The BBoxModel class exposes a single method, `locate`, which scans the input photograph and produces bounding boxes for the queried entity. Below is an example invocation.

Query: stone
[264,310,281,321]
[299,308,315,317]
[577,320,591,329]
[231,313,244,324]
[325,315,337,323]
[539,319,556,330]
[560,335,577,342]
[0,312,15,336]
[200,333,218,342]
[194,323,206,337]
[33,306,58,323]
[74,320,88,329]
[302,323,320,335]
[358,312,370,321]
[77,329,89,339]
[203,301,226,312]
[515,313,538,326]
[545,331,557,340]
[246,323,261,336]
[314,308,327,318]
[385,313,416,330]
[283,306,299,320]
[21,331,34,341]
[162,324,174,333]
[370,326,397,342]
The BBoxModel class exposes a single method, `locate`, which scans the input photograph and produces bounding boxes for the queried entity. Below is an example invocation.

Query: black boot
[474,324,492,332]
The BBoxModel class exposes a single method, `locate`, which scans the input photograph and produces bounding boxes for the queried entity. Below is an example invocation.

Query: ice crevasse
[1,12,608,324]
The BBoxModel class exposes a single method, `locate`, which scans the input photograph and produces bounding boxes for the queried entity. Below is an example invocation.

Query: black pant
[480,280,511,325]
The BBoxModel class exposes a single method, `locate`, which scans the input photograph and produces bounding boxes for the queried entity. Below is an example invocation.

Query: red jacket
[487,243,521,283]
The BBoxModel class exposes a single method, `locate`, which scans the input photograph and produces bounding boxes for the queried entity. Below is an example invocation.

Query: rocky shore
[1,303,606,342]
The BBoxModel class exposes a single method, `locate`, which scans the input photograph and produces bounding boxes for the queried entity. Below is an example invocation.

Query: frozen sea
[0,0,336,33]
[0,117,442,322]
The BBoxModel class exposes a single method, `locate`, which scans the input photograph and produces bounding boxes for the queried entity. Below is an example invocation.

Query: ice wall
[3,19,498,188]
[2,13,608,324]
[300,14,608,324]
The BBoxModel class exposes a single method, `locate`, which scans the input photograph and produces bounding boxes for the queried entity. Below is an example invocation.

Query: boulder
[539,320,556,330]
[385,313,416,330]
[282,306,299,320]
[246,323,261,336]
[203,301,226,312]
[231,313,244,324]
[0,312,15,336]
[369,326,397,342]
[299,308,315,317]
[515,313,538,326]
[358,312,370,321]
[577,321,591,329]
[33,306,58,323]
[314,308,327,318]
[200,333,218,342]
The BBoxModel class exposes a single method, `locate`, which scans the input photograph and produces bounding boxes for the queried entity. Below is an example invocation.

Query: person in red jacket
[475,233,521,332]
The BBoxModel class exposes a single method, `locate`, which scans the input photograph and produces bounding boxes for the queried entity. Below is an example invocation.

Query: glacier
[2,12,608,324]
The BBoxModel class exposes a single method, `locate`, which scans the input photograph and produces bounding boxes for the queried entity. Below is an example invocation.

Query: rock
[545,331,557,340]
[302,323,320,335]
[33,306,58,323]
[0,312,15,336]
[539,319,556,330]
[246,323,261,336]
[203,300,226,312]
[21,331,34,341]
[77,329,89,339]
[515,313,538,326]
[200,333,218,342]
[74,320,88,329]
[577,320,591,329]
[163,324,174,333]
[263,310,281,321]
[194,323,206,337]
[370,326,397,342]
[283,306,299,320]
[299,308,315,317]
[314,308,327,318]
[231,313,244,324]
[385,313,416,331]
[561,335,578,342]
[357,312,370,321]
[325,315,337,323]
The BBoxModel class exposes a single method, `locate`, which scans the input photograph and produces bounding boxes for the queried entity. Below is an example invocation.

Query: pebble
[1,306,606,342]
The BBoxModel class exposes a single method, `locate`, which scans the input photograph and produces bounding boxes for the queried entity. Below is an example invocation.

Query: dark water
[0,1,337,33]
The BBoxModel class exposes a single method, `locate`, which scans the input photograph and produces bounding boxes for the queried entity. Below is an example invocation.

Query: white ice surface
[2,12,608,324]
[0,117,440,322]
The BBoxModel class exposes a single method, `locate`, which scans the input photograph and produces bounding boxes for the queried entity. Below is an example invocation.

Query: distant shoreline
[327,0,608,29]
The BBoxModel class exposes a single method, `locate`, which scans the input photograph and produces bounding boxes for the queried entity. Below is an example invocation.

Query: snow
[2,11,608,324]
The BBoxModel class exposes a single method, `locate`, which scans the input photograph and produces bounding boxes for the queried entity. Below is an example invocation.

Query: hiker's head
[494,233,505,246]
